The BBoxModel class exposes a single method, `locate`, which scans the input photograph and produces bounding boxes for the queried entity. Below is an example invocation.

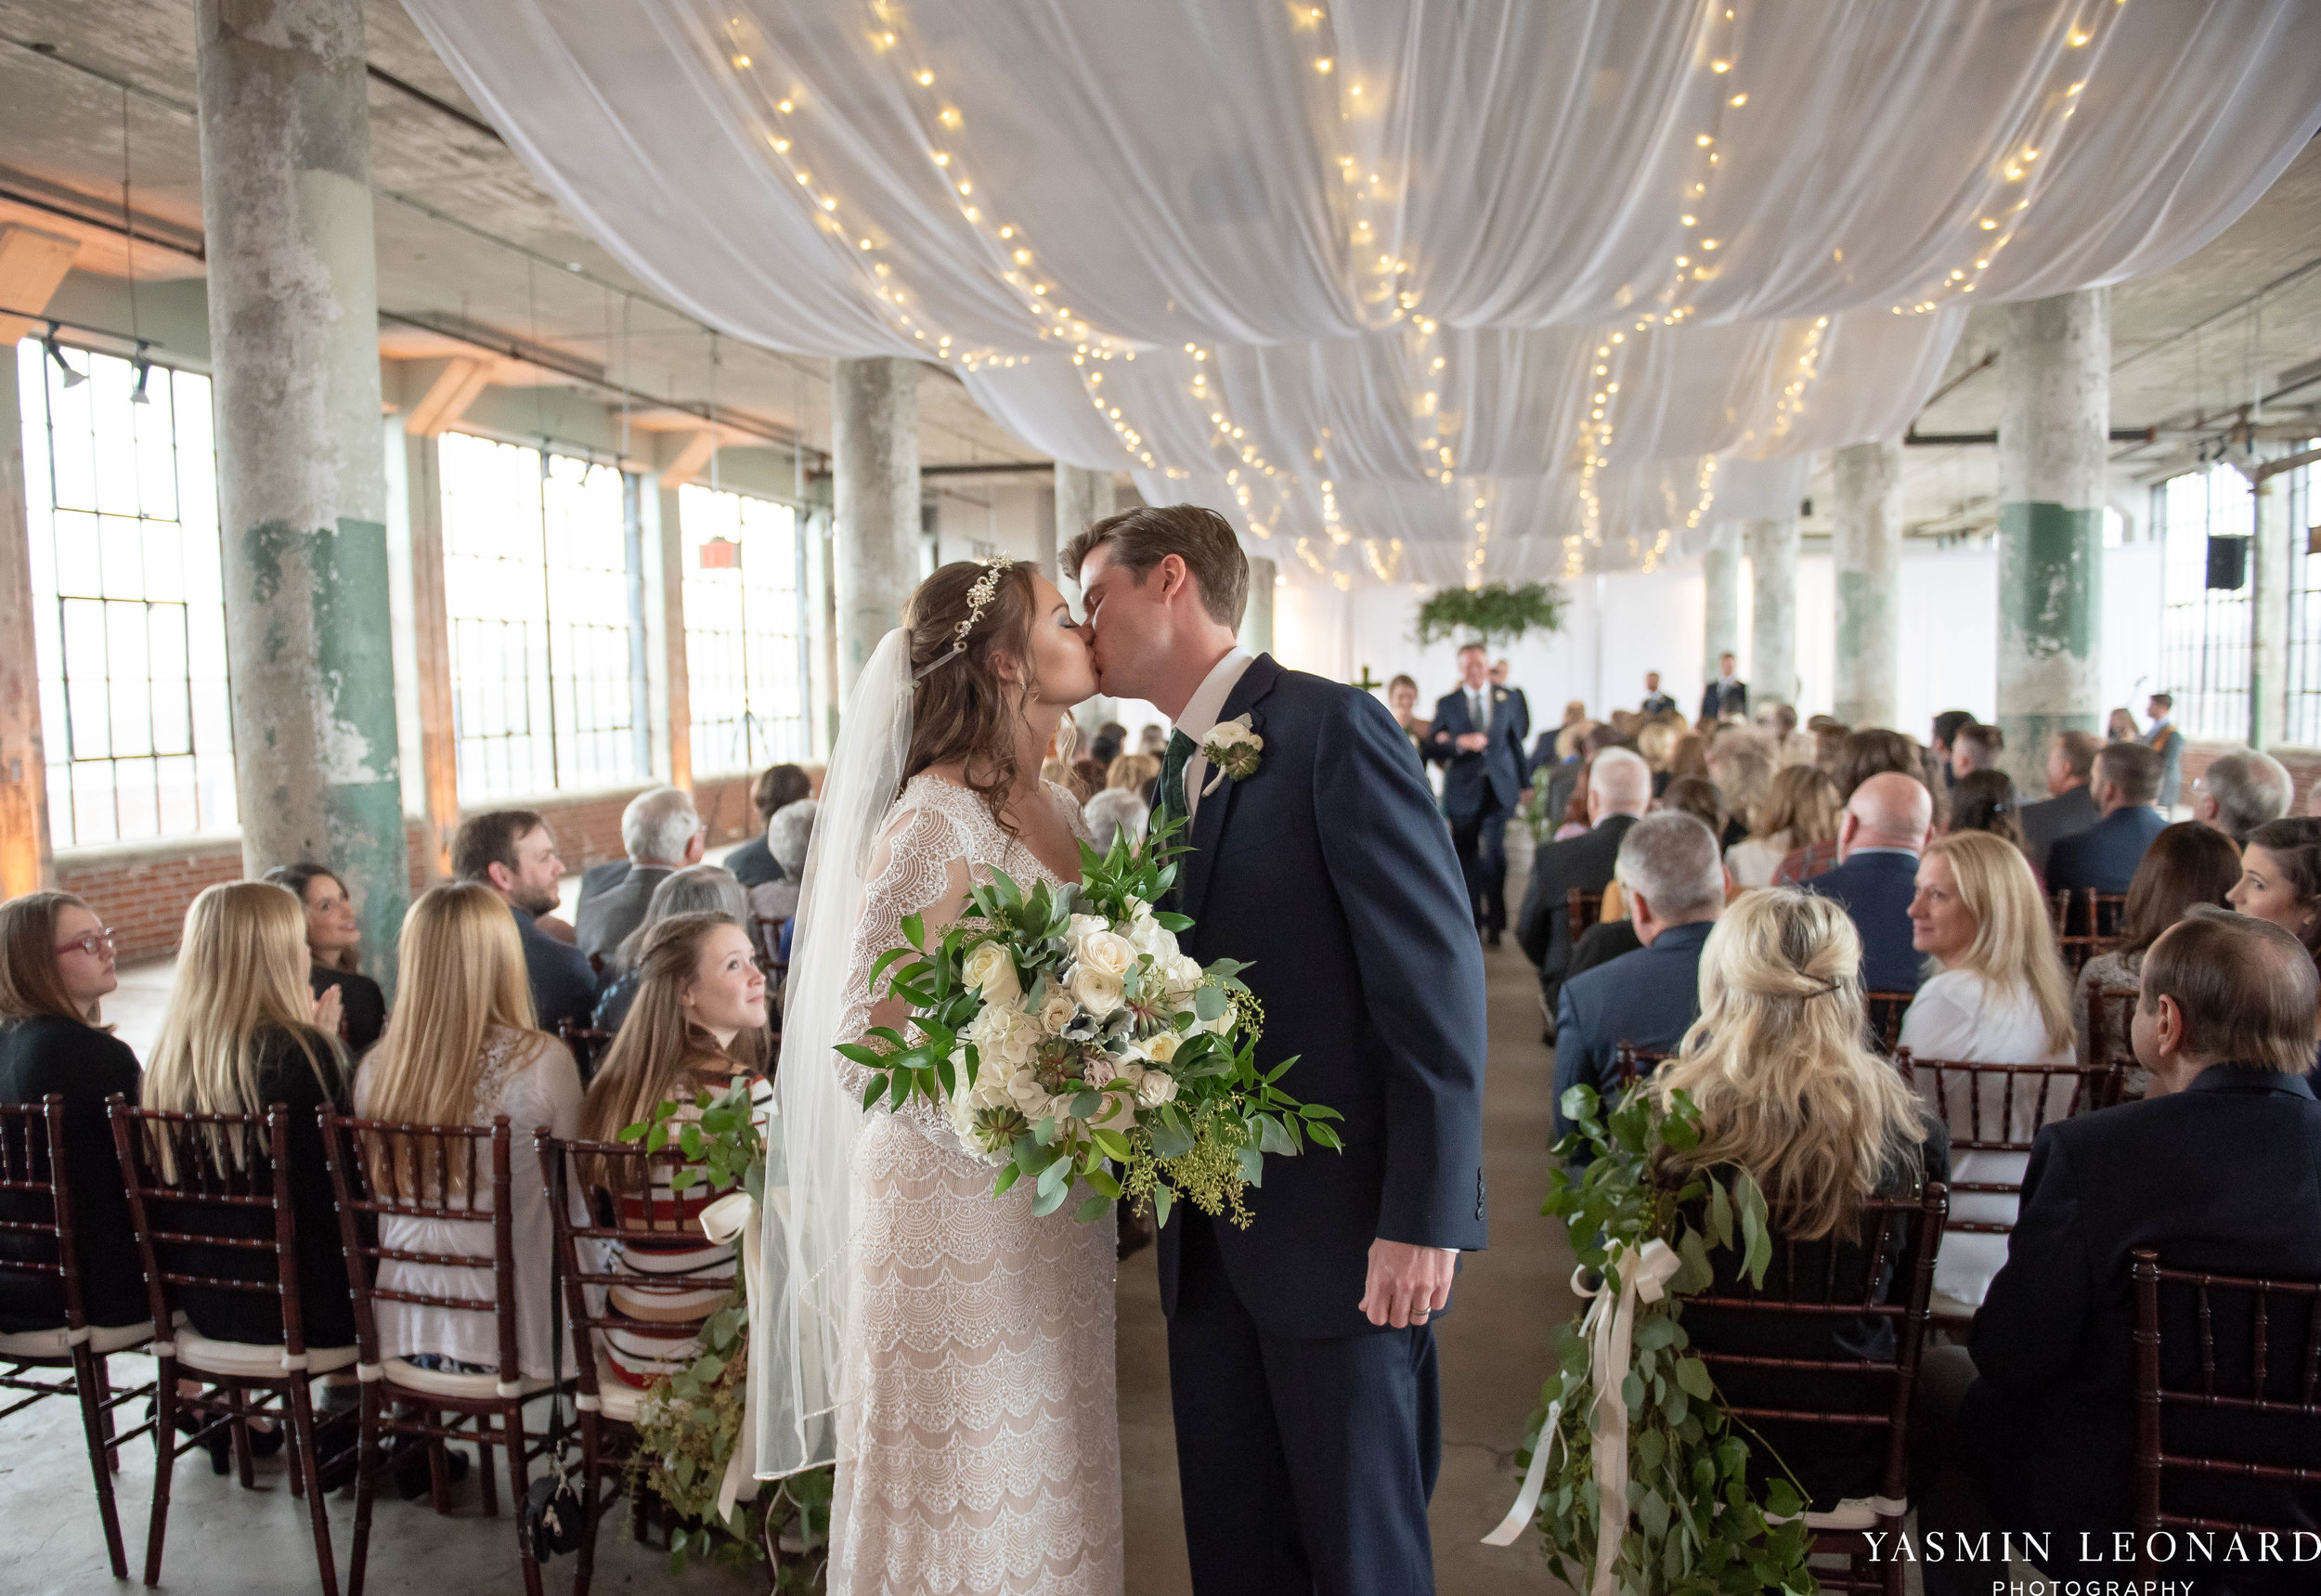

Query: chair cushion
[1803,1497,1908,1531]
[579,1361,642,1424]
[379,1357,555,1402]
[172,1327,359,1380]
[0,1318,154,1359]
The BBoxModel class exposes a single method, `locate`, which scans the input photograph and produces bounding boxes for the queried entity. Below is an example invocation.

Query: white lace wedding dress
[827,774,1122,1596]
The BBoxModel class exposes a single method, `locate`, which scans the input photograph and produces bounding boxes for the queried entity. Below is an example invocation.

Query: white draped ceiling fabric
[408,0,2321,588]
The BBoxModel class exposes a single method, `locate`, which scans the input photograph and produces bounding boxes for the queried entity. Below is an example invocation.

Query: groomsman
[1700,652,1746,720]
[1431,645,1530,944]
[1488,658,1531,748]
[1639,669,1677,716]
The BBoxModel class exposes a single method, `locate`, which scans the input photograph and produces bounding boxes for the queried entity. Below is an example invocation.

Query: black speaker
[2206,535,2249,591]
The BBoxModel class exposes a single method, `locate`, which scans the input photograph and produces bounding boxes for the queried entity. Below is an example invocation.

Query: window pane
[681,483,806,775]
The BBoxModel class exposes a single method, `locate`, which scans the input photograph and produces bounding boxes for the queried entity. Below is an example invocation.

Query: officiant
[1429,644,1532,945]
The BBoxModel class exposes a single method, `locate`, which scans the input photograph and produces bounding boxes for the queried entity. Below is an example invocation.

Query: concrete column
[1995,289,2107,791]
[1701,541,1741,698]
[197,0,408,986]
[1241,556,1277,656]
[0,340,54,896]
[1051,464,1109,584]
[1744,516,1798,708]
[649,480,693,787]
[383,424,459,881]
[1832,439,1904,730]
[833,357,920,694]
[2250,443,2293,749]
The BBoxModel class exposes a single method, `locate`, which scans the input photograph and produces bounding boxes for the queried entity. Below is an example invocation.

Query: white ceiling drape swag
[405,0,2321,585]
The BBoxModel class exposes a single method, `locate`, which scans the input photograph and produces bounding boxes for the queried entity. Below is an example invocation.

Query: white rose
[1135,1070,1178,1109]
[962,940,1022,1008]
[1140,1030,1180,1066]
[966,1004,1040,1069]
[1073,927,1136,980]
[1065,963,1124,1019]
[1066,913,1109,945]
[1004,1070,1055,1120]
[1036,988,1078,1034]
[1125,908,1179,966]
[1100,1057,1146,1092]
[1160,954,1205,1006]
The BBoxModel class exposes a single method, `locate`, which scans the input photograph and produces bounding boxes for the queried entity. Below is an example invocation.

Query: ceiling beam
[402,357,494,437]
[0,224,79,344]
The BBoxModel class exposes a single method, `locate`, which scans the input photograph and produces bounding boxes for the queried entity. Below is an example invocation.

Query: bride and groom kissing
[767,503,1489,1596]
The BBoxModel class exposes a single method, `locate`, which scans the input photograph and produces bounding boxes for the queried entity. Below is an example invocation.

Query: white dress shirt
[1171,646,1255,822]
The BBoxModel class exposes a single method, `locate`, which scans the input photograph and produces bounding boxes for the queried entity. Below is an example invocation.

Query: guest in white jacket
[355,881,584,1380]
[1898,829,2078,1311]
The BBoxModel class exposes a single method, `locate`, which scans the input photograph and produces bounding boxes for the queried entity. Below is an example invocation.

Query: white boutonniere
[1199,713,1264,796]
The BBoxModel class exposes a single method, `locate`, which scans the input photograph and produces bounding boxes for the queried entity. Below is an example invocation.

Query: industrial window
[2157,462,2253,743]
[438,433,649,799]
[2279,442,2321,746]
[681,484,808,776]
[15,339,237,848]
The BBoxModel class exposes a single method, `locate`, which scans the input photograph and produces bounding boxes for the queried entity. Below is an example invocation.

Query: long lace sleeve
[836,798,978,1151]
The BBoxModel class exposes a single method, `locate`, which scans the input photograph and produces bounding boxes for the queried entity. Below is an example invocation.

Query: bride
[758,556,1122,1596]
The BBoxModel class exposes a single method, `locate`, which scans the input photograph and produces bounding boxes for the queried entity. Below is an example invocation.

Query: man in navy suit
[1516,746,1651,1023]
[1429,644,1531,945]
[2045,740,2168,896]
[1805,771,1932,993]
[1700,651,1746,721]
[2016,730,2102,873]
[1552,811,1724,1155]
[1914,909,2321,1595]
[453,809,600,1030]
[1639,669,1678,716]
[1070,505,1487,1596]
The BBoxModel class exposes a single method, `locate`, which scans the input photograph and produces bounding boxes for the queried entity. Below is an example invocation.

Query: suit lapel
[1180,655,1281,926]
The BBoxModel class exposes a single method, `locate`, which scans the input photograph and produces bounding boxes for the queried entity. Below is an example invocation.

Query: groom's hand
[1360,1239,1458,1328]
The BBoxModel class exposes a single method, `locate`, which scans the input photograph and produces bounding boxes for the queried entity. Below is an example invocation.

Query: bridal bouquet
[842,819,1341,1226]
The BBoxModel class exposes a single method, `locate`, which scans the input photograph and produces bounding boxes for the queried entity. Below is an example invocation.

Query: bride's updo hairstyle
[1650,889,1928,1241]
[903,558,1055,826]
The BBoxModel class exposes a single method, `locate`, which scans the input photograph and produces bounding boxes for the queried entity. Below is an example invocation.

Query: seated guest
[1810,721,1848,774]
[456,810,599,1032]
[744,801,820,937]
[577,787,707,968]
[1070,753,1108,798]
[1107,752,1160,811]
[2189,746,2291,842]
[2225,815,2321,1091]
[1805,771,1932,993]
[2017,730,2102,874]
[1705,737,1772,853]
[1090,722,1126,770]
[2073,821,2241,1081]
[1949,721,2003,779]
[1727,763,1839,889]
[1900,831,2077,1307]
[722,764,811,889]
[141,882,359,1349]
[603,865,753,1035]
[1651,889,1947,1511]
[1542,721,1623,837]
[263,862,387,1057]
[1552,812,1725,1151]
[1137,724,1167,758]
[1042,756,1090,803]
[1517,746,1652,1023]
[356,882,582,1378]
[1083,786,1148,854]
[1930,709,1975,784]
[1917,910,2321,1596]
[580,914,772,1392]
[0,893,144,1333]
[2044,740,2166,896]
[1944,769,2026,859]
[1773,729,1922,885]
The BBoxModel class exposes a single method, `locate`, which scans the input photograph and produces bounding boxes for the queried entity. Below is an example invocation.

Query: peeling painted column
[1051,463,1109,584]
[1832,439,1904,730]
[0,338,54,896]
[1996,289,2107,790]
[833,357,920,695]
[196,0,408,984]
[1744,516,1798,708]
[1701,541,1740,700]
[1241,556,1277,656]
[2250,442,2292,749]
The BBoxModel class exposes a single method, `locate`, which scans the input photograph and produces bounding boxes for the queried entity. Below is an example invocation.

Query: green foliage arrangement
[621,1079,832,1588]
[1412,579,1568,650]
[1520,1083,1818,1595]
[1516,784,1556,846]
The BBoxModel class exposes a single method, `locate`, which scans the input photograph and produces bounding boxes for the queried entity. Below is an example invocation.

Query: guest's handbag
[521,1154,587,1563]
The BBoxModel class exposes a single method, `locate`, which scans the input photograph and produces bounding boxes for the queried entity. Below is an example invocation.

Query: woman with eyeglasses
[0,893,146,1334]
[263,863,386,1058]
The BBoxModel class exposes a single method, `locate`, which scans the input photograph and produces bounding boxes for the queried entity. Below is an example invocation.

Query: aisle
[1117,933,1583,1595]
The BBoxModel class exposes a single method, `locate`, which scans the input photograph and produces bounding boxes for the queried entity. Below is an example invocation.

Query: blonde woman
[355,882,582,1379]
[1900,830,2077,1308]
[1650,890,1945,1510]
[142,881,358,1350]
[1727,764,1839,889]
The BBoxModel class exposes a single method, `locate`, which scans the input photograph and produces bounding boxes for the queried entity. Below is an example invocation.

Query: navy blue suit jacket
[2043,804,2166,896]
[1966,1068,2321,1552]
[1425,685,1529,821]
[1805,850,1924,993]
[1158,655,1490,1340]
[1553,920,1712,1147]
[514,905,600,1030]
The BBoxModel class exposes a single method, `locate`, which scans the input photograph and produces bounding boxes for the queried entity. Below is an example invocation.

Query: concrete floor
[13,912,1583,1595]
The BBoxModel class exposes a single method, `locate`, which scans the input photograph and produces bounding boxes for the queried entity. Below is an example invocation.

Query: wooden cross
[1352,666,1384,692]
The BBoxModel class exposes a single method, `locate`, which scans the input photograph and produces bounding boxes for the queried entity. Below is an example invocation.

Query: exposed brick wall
[2181,742,2321,812]
[55,773,766,964]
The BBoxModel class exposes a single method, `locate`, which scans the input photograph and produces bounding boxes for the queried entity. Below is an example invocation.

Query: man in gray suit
[576,786,705,967]
[2018,730,2102,874]
[2146,692,2185,811]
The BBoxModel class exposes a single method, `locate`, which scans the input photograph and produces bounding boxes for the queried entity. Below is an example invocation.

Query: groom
[1067,505,1488,1596]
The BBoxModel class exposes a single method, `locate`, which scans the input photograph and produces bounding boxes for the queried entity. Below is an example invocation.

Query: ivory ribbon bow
[698,1188,765,1519]
[1483,1237,1682,1596]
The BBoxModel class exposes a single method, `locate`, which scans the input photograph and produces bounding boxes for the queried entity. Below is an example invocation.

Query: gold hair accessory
[913,557,1016,681]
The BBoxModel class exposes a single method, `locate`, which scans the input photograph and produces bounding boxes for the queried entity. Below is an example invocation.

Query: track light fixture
[43,323,84,389]
[129,344,152,406]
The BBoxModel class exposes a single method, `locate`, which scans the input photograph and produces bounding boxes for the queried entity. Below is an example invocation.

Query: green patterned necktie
[1156,728,1197,832]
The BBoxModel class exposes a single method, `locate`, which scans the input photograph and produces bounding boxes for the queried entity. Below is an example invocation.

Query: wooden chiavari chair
[1609,1042,1670,1091]
[556,1019,615,1083]
[2083,983,2143,1104]
[1862,992,1915,1056]
[1564,888,1604,945]
[2055,888,2129,975]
